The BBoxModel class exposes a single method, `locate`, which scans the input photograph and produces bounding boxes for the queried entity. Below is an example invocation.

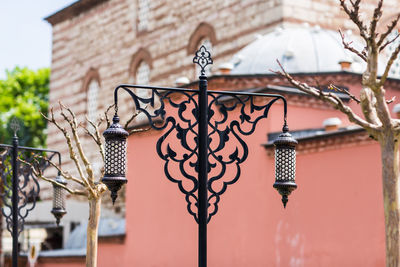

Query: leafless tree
[274,0,400,265]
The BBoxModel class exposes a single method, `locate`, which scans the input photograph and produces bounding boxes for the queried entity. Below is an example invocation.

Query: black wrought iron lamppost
[0,118,65,267]
[102,46,298,267]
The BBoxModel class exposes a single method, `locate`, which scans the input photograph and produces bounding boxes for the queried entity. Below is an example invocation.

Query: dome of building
[230,25,384,75]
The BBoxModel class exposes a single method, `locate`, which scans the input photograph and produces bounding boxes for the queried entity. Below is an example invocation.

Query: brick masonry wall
[47,0,400,211]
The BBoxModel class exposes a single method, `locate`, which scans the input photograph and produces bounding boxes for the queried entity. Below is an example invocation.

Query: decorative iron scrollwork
[115,85,284,223]
[112,46,288,224]
[0,145,59,236]
[206,93,281,222]
[116,86,201,221]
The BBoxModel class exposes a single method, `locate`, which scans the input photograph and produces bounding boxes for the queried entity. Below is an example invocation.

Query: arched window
[129,48,152,82]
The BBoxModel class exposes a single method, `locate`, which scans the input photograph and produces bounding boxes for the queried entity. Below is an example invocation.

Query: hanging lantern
[102,115,128,204]
[51,175,67,226]
[273,125,298,208]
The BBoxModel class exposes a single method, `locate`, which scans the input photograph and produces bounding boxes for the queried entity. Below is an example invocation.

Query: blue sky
[0,0,78,79]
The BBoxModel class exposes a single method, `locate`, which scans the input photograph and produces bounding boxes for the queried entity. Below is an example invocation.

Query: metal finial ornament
[102,115,129,204]
[193,45,213,76]
[273,124,298,208]
[10,117,20,136]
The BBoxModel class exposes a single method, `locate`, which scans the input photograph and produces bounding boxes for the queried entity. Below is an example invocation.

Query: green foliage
[0,67,50,147]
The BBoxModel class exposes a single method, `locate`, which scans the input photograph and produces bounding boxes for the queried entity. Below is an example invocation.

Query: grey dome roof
[231,26,382,75]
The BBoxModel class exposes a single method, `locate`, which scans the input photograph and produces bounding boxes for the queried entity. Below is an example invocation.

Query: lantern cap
[273,125,298,147]
[54,175,67,186]
[103,115,129,139]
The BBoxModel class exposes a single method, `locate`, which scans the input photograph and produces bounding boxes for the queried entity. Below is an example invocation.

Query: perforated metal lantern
[51,175,67,226]
[273,125,298,208]
[102,115,129,204]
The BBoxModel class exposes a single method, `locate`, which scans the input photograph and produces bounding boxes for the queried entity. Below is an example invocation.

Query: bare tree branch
[380,33,400,52]
[339,0,368,42]
[369,0,383,44]
[339,29,367,61]
[124,111,141,129]
[20,158,87,196]
[83,116,105,164]
[128,127,151,135]
[59,102,94,184]
[378,13,400,47]
[34,155,86,187]
[274,60,381,132]
[104,104,115,128]
[329,84,361,103]
[40,175,87,196]
[42,108,95,196]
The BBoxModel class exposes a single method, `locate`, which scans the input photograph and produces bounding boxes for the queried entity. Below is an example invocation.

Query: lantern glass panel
[275,147,296,181]
[53,186,65,210]
[105,139,127,176]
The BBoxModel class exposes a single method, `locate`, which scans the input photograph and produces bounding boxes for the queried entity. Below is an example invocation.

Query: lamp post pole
[102,46,298,267]
[0,118,64,267]
[11,125,19,267]
[198,71,209,267]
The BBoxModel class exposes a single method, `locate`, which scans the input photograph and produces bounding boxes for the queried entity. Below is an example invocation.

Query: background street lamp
[0,118,65,267]
[102,46,297,267]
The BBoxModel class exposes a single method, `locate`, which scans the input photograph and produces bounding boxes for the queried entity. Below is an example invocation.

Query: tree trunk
[86,197,101,267]
[380,131,400,267]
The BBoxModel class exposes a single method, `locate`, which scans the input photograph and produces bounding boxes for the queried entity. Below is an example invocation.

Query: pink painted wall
[91,127,383,266]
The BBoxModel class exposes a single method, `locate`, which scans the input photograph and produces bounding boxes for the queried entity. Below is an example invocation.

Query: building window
[87,79,100,123]
[196,39,213,77]
[138,0,150,31]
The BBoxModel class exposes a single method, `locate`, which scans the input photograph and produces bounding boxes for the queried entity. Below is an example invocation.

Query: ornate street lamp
[51,174,67,225]
[273,124,298,208]
[102,115,128,204]
[102,46,297,267]
[0,118,63,267]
